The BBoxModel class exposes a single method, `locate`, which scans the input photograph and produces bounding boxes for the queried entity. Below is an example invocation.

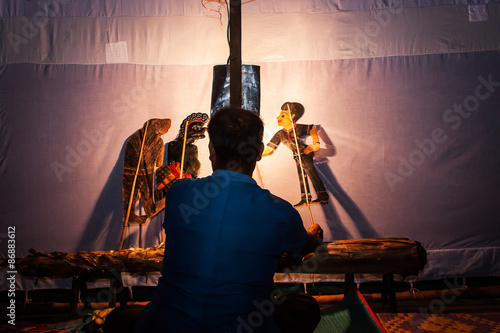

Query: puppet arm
[262,146,275,157]
[303,126,321,155]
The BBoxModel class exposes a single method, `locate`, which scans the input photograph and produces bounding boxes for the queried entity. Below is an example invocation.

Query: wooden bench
[275,238,427,312]
[7,238,426,312]
[9,247,164,312]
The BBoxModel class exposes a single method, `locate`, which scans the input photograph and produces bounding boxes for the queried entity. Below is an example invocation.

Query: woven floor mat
[377,312,500,333]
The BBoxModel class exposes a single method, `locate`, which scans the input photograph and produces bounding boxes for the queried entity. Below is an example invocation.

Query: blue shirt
[150,169,307,332]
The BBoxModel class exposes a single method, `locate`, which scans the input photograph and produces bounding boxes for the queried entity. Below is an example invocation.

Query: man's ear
[256,142,264,162]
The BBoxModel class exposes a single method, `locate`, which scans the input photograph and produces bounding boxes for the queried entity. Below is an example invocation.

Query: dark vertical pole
[229,0,242,108]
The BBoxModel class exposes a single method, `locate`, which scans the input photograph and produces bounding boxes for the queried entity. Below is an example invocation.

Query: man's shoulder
[264,190,298,213]
[168,170,235,195]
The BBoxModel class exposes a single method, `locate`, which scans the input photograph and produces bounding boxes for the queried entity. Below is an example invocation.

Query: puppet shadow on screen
[78,119,170,251]
[312,125,378,239]
[78,116,208,251]
[77,142,130,251]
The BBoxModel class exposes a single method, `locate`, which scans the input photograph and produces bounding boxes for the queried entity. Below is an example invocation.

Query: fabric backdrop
[1,0,499,291]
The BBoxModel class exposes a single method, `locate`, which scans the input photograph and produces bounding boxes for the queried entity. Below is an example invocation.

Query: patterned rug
[314,290,388,332]
[377,312,500,333]
[314,289,500,333]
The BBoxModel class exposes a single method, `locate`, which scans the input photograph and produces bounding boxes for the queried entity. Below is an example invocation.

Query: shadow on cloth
[314,126,379,240]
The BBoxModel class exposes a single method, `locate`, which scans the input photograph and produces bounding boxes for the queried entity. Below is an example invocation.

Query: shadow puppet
[122,119,171,226]
[262,102,354,240]
[120,119,171,249]
[155,113,209,198]
[314,125,378,239]
[262,102,330,207]
[166,113,209,178]
[77,119,171,251]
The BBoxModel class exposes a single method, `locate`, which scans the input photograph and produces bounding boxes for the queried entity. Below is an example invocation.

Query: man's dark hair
[208,107,264,169]
[281,102,304,122]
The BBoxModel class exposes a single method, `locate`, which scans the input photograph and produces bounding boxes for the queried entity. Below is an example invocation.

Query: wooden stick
[118,227,127,251]
[286,105,315,226]
[179,120,189,179]
[120,120,150,250]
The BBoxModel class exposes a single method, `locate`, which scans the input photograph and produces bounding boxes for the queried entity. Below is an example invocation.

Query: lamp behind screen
[210,64,260,116]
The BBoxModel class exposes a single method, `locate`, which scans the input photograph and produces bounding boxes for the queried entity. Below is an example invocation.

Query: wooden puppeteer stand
[8,238,426,312]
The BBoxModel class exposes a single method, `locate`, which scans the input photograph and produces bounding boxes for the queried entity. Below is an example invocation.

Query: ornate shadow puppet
[122,118,171,226]
[156,112,209,191]
[262,102,329,207]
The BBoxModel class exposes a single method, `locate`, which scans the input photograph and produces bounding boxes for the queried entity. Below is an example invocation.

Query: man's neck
[213,164,255,177]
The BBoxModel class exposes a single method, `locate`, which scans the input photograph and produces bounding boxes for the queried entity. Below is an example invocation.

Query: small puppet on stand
[122,118,171,227]
[262,102,329,207]
[156,112,209,191]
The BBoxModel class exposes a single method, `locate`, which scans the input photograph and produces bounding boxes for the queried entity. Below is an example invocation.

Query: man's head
[208,107,264,175]
[281,102,304,123]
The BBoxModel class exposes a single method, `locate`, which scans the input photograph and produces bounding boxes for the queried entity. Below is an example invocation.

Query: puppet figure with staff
[262,102,329,208]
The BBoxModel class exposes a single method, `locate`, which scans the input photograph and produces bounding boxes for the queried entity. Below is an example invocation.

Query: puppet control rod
[119,120,150,250]
[286,104,315,226]
[179,121,189,179]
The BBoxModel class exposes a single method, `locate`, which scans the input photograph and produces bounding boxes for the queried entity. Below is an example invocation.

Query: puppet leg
[123,173,148,225]
[294,157,312,207]
[128,176,150,225]
[302,154,329,204]
[140,175,155,218]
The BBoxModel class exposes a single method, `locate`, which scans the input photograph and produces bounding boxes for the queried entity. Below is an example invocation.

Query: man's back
[132,108,320,333]
[152,169,307,332]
